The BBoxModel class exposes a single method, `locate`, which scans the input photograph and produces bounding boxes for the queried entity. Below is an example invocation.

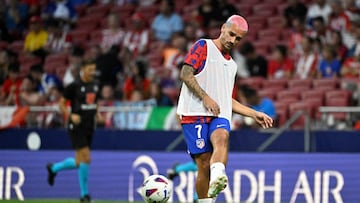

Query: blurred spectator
[0,49,11,85]
[149,81,173,106]
[306,0,332,26]
[341,52,360,78]
[63,45,83,86]
[344,0,360,22]
[268,44,294,79]
[288,16,308,62]
[184,22,205,50]
[42,86,63,127]
[129,88,144,102]
[151,0,184,43]
[232,46,249,78]
[96,45,122,88]
[42,0,77,27]
[239,41,268,78]
[123,60,150,101]
[22,0,41,17]
[101,13,125,54]
[44,19,71,54]
[216,0,238,25]
[317,44,341,78]
[122,12,150,58]
[98,84,115,128]
[5,0,28,37]
[1,63,22,105]
[18,75,44,106]
[307,16,332,45]
[294,36,318,79]
[24,16,48,59]
[283,0,308,28]
[68,0,92,7]
[329,0,351,32]
[0,18,12,42]
[161,33,187,86]
[347,21,360,57]
[193,0,218,28]
[328,0,354,48]
[30,63,63,96]
[329,31,348,62]
[233,85,276,129]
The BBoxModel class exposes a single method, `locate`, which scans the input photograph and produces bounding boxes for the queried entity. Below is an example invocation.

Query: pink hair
[226,15,248,32]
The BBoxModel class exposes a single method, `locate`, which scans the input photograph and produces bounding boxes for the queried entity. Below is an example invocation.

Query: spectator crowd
[1,0,360,129]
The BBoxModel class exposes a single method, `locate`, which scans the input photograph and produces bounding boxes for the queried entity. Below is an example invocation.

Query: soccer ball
[141,174,171,203]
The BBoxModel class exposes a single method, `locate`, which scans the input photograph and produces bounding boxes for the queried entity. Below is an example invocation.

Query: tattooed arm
[179,64,207,99]
[179,64,220,116]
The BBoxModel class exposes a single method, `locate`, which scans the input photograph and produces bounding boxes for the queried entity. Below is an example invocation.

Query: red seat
[135,5,158,21]
[0,41,9,50]
[274,101,289,127]
[69,30,89,45]
[252,3,277,17]
[252,41,270,56]
[312,78,338,90]
[86,4,110,16]
[325,98,350,121]
[45,53,68,65]
[287,79,312,90]
[305,98,323,120]
[236,4,252,16]
[301,89,325,103]
[9,40,24,53]
[258,29,282,41]
[18,55,41,65]
[44,61,67,75]
[289,101,313,129]
[258,87,281,101]
[238,76,265,90]
[263,79,288,89]
[277,89,301,101]
[325,90,351,106]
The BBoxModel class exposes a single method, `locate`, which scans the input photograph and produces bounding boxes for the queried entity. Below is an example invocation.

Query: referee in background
[46,59,103,203]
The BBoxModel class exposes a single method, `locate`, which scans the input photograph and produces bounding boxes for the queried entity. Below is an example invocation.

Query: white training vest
[177,39,237,121]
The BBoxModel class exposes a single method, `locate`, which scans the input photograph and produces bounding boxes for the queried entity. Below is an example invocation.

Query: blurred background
[1,0,360,202]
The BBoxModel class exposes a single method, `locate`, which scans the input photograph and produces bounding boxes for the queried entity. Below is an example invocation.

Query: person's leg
[76,147,91,200]
[46,131,79,186]
[194,152,212,203]
[208,118,231,198]
[175,161,198,173]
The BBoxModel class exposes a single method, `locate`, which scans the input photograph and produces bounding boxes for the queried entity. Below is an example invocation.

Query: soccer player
[46,59,101,203]
[177,15,273,203]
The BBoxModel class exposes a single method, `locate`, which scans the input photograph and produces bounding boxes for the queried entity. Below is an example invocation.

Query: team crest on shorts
[196,138,205,149]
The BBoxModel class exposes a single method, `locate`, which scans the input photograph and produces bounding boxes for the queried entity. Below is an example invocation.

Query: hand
[253,111,273,129]
[203,95,220,116]
[70,113,81,124]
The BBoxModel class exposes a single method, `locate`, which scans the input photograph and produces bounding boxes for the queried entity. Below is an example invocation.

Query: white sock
[212,197,217,203]
[210,162,226,183]
[198,198,213,203]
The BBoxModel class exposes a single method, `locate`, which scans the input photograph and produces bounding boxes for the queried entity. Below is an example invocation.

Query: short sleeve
[183,39,208,74]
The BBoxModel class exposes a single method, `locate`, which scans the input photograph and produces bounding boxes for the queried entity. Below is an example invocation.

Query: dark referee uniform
[63,80,99,149]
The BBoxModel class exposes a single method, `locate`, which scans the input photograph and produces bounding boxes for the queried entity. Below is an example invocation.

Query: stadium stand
[1,0,359,130]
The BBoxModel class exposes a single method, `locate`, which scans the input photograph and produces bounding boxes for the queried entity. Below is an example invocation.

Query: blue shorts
[182,117,231,156]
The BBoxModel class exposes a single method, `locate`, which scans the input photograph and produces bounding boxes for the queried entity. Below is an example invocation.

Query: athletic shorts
[182,117,231,156]
[68,122,94,149]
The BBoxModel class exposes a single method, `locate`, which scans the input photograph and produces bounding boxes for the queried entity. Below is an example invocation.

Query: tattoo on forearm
[180,65,207,99]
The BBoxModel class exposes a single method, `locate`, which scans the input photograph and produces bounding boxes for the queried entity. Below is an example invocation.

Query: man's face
[220,23,247,53]
[82,64,96,81]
